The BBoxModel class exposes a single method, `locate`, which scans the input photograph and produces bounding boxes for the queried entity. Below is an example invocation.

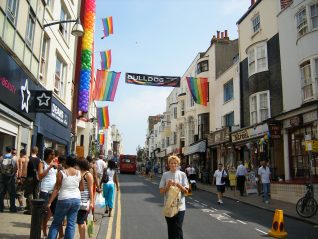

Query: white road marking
[194,200,199,203]
[201,203,208,206]
[210,207,218,211]
[255,228,267,234]
[222,213,231,217]
[237,220,247,225]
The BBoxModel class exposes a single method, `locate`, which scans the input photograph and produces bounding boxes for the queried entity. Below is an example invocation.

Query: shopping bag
[94,192,105,209]
[163,186,181,218]
[87,212,94,238]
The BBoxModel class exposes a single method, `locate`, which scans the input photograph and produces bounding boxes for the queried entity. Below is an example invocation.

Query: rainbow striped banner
[186,77,208,106]
[97,106,109,129]
[94,70,121,101]
[102,17,113,38]
[98,132,104,145]
[100,50,111,70]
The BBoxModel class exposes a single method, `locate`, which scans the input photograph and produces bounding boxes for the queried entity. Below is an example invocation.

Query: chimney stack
[225,30,228,38]
[280,0,292,10]
[251,0,255,6]
[217,31,220,39]
[221,32,224,38]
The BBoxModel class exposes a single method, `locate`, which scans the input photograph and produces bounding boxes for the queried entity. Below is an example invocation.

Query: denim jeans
[263,183,270,202]
[48,198,80,239]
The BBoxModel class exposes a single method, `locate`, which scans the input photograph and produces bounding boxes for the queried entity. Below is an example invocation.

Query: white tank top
[58,169,81,200]
[40,161,57,192]
[106,169,115,184]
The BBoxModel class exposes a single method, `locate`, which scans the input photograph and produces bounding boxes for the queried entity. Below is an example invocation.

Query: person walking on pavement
[24,146,41,214]
[0,146,18,212]
[258,160,271,204]
[159,155,189,239]
[95,155,107,189]
[236,161,247,196]
[47,154,83,239]
[76,158,94,239]
[38,148,58,238]
[213,163,227,205]
[102,160,119,217]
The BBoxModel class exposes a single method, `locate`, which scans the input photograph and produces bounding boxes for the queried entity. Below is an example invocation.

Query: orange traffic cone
[268,209,288,238]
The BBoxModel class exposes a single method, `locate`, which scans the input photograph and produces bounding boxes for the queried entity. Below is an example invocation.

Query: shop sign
[50,100,69,127]
[303,111,318,124]
[208,127,230,146]
[231,124,268,143]
[268,124,281,139]
[33,90,52,113]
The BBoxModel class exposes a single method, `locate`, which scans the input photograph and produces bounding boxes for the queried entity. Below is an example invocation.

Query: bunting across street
[97,106,110,129]
[94,70,121,101]
[125,72,180,87]
[186,77,208,106]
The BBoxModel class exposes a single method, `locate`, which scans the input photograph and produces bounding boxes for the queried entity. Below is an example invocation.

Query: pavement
[0,199,104,239]
[195,181,318,225]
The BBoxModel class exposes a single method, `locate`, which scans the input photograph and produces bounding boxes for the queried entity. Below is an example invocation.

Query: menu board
[245,172,258,195]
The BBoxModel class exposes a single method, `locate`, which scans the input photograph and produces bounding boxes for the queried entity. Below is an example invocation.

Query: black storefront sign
[0,47,37,121]
[33,90,52,113]
[125,72,180,87]
[49,98,69,128]
[268,124,282,139]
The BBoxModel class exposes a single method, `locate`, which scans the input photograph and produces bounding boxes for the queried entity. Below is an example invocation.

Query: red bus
[119,154,137,174]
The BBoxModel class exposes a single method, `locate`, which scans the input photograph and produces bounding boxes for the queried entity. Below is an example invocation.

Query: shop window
[198,113,209,140]
[249,91,270,125]
[197,60,208,74]
[7,0,18,24]
[224,79,233,103]
[247,43,268,77]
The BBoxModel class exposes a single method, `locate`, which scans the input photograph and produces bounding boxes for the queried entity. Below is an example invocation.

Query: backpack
[0,155,15,176]
[101,168,109,184]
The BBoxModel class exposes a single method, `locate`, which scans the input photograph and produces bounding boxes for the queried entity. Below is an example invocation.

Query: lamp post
[43,18,84,37]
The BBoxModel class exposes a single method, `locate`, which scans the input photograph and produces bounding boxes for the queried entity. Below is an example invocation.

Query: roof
[236,0,263,25]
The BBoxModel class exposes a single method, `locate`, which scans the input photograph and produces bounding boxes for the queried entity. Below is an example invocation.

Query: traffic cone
[268,209,288,238]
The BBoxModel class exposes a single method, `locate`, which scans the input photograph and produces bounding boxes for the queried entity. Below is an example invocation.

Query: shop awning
[184,140,206,156]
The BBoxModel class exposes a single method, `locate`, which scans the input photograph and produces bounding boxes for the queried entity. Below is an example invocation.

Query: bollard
[30,199,45,239]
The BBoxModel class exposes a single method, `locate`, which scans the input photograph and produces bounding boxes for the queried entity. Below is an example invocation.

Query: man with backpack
[0,146,18,212]
[24,146,41,214]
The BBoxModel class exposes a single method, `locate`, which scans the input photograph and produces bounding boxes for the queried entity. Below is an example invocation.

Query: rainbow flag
[97,106,109,129]
[98,133,104,145]
[186,77,208,106]
[94,70,121,101]
[102,17,113,38]
[100,50,111,70]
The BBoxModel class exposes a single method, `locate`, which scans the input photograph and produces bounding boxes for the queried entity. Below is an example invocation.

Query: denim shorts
[77,209,88,224]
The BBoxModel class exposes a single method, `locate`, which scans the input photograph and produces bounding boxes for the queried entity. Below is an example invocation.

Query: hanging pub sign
[32,90,52,113]
[125,72,180,87]
[268,123,281,139]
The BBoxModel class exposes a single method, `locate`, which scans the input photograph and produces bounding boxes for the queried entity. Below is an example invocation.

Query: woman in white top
[47,154,83,239]
[102,160,119,217]
[38,148,58,238]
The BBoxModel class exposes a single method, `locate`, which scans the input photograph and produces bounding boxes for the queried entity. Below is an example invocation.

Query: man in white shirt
[213,163,227,205]
[258,160,271,204]
[236,161,247,196]
[95,155,107,186]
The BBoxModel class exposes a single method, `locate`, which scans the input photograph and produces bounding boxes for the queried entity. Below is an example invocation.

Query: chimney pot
[225,30,228,38]
[221,32,224,38]
[251,0,255,6]
[217,31,220,38]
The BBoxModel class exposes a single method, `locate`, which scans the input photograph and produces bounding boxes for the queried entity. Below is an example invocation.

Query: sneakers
[217,200,223,205]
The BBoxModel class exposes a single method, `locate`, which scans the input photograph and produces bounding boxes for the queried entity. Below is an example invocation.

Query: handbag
[163,185,181,218]
[101,169,109,184]
[221,170,229,185]
[80,200,90,211]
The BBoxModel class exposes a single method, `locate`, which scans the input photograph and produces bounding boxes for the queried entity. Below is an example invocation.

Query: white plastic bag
[94,193,105,209]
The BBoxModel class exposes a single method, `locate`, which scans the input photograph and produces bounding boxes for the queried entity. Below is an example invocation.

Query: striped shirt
[81,171,90,203]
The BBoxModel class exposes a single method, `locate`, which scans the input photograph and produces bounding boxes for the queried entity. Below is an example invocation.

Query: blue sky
[94,0,251,154]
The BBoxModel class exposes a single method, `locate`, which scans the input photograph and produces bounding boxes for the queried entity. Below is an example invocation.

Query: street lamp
[43,18,84,37]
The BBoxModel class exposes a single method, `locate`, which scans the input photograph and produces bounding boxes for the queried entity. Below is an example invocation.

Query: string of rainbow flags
[76,3,209,145]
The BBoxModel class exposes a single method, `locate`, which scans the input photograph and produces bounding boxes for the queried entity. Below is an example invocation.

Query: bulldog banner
[125,72,180,87]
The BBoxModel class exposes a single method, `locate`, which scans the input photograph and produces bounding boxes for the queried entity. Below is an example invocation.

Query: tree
[136,145,145,162]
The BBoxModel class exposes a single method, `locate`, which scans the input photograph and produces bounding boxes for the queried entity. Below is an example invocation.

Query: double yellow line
[105,182,121,239]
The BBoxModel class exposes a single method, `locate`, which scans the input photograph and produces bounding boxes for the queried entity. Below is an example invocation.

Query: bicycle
[296,184,318,218]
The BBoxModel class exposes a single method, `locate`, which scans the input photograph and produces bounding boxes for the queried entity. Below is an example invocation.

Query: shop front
[0,47,36,155]
[34,97,71,157]
[207,127,233,172]
[231,123,284,177]
[183,140,207,182]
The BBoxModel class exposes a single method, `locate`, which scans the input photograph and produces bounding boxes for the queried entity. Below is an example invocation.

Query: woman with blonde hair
[159,155,189,239]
